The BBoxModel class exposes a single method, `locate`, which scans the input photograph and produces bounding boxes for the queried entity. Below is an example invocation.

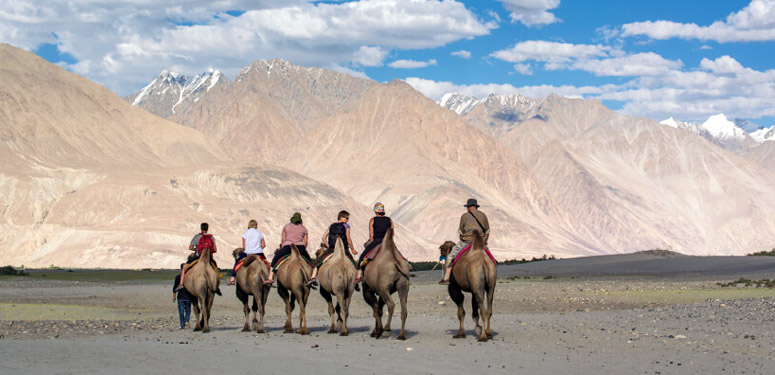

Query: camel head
[439,241,456,257]
[315,242,328,258]
[232,247,245,260]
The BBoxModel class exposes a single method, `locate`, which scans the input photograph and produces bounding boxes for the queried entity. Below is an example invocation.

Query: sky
[3,0,774,127]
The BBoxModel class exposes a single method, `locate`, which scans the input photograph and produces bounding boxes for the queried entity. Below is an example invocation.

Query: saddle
[360,245,382,267]
[235,255,270,273]
[273,254,314,272]
[449,244,497,268]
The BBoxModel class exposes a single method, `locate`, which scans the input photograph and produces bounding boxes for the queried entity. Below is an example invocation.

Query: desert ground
[2,253,775,375]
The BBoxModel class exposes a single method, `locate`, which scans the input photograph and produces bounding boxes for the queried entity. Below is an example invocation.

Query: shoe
[263,279,273,285]
[306,278,318,287]
[438,279,450,285]
[227,280,235,286]
[354,283,360,292]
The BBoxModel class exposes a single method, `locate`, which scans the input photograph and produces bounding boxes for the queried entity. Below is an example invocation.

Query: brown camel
[232,248,271,333]
[437,241,456,279]
[447,231,496,342]
[275,244,312,334]
[182,246,220,333]
[317,237,356,335]
[361,227,410,340]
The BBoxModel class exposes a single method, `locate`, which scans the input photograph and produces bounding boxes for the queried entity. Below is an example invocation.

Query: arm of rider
[281,230,286,248]
[303,232,308,247]
[321,230,329,246]
[260,237,266,250]
[189,244,194,251]
[242,237,246,249]
[369,218,374,242]
[347,227,357,255]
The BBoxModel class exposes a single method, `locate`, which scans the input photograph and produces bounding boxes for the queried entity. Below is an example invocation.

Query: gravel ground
[2,256,775,374]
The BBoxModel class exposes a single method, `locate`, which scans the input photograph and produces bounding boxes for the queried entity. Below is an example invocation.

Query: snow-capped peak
[702,113,748,141]
[750,126,775,143]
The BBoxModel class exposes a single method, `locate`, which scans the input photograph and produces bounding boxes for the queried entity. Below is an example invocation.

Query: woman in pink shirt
[264,212,310,285]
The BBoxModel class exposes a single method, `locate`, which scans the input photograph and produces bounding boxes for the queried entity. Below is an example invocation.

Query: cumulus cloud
[495,0,561,27]
[0,0,492,94]
[620,0,775,42]
[451,49,471,59]
[403,77,605,101]
[388,58,437,69]
[569,52,683,77]
[513,63,533,75]
[491,40,610,64]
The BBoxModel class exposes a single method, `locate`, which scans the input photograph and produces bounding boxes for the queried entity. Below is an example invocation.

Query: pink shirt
[282,223,308,246]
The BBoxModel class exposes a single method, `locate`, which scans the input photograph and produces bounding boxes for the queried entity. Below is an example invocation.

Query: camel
[447,230,496,342]
[182,246,220,333]
[232,248,271,333]
[437,241,456,279]
[317,237,356,335]
[275,244,312,334]
[361,227,410,340]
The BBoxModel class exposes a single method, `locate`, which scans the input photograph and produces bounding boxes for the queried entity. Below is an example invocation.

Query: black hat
[464,198,480,208]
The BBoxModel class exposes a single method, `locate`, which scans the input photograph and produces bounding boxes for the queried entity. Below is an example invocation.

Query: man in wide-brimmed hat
[440,198,490,284]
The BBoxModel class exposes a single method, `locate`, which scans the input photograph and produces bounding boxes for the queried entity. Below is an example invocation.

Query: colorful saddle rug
[184,259,222,278]
[450,244,497,267]
[273,254,314,271]
[234,255,270,273]
[361,245,409,267]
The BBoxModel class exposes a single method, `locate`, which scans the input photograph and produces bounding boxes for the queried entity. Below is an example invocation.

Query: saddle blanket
[234,256,270,273]
[273,254,313,271]
[450,244,497,268]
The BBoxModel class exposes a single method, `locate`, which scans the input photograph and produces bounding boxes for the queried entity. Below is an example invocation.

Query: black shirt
[173,274,191,301]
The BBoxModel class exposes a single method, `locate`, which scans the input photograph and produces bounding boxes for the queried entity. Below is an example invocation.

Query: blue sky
[5,0,774,126]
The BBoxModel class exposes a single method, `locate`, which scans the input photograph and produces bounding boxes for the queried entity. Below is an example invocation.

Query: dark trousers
[177,300,191,329]
[270,245,310,268]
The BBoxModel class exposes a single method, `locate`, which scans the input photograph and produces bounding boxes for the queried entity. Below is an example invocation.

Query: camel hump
[471,230,485,253]
[334,237,346,258]
[290,244,301,258]
[381,227,395,252]
[199,245,212,263]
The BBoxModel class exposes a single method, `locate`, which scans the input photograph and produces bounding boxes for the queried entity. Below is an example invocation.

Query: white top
[242,228,264,255]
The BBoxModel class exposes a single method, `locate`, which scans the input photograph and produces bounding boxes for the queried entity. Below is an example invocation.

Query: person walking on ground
[354,202,394,285]
[264,212,312,285]
[228,219,267,285]
[177,222,219,292]
[440,198,490,285]
[307,210,357,288]
[173,263,192,329]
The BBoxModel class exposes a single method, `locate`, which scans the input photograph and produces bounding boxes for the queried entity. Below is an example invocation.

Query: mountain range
[2,42,775,268]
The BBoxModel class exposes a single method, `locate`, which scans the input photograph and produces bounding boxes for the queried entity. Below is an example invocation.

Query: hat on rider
[464,198,480,208]
[290,212,302,224]
[374,202,385,214]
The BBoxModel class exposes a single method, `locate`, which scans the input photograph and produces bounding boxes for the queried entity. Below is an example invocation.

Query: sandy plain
[1,253,775,375]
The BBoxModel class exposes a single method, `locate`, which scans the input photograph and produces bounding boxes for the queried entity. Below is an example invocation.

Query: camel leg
[340,291,351,336]
[363,287,382,337]
[396,283,409,340]
[377,289,395,338]
[192,299,202,332]
[471,291,484,341]
[251,297,259,333]
[449,283,466,338]
[297,287,309,335]
[278,286,294,333]
[201,294,211,333]
[259,285,270,333]
[237,287,251,332]
[486,282,495,339]
[320,288,337,333]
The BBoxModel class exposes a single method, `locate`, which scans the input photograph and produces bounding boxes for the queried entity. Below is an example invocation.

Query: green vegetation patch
[602,288,775,304]
[717,278,775,288]
[747,248,775,256]
[0,303,138,321]
[0,265,29,276]
[20,269,181,282]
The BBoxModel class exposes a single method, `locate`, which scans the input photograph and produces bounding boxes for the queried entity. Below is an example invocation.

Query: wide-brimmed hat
[374,202,385,214]
[464,198,480,208]
[290,212,302,224]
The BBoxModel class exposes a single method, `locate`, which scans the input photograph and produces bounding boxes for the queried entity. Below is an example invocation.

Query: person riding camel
[227,219,267,286]
[354,202,394,286]
[439,198,490,285]
[307,210,357,288]
[264,212,312,285]
[177,222,220,293]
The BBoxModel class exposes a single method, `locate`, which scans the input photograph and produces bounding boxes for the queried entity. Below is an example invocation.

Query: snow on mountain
[702,113,748,142]
[751,126,775,143]
[659,117,707,135]
[126,69,228,118]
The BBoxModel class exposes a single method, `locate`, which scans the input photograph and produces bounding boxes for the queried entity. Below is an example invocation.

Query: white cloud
[569,52,682,77]
[451,49,471,59]
[352,45,388,67]
[403,77,605,101]
[495,0,561,27]
[388,58,437,69]
[491,40,610,64]
[513,63,533,75]
[620,0,775,42]
[0,0,493,94]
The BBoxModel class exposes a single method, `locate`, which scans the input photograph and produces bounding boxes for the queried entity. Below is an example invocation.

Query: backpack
[197,233,215,254]
[328,223,348,250]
